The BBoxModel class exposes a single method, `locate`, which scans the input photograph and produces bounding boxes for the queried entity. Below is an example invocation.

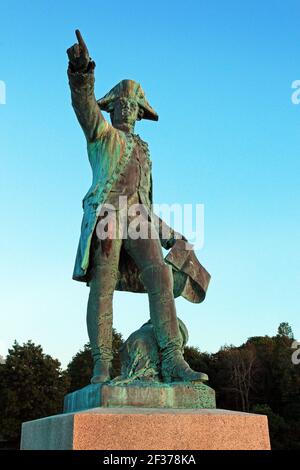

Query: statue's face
[112,97,141,126]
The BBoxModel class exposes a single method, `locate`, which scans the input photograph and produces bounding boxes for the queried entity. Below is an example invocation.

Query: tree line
[0,322,299,449]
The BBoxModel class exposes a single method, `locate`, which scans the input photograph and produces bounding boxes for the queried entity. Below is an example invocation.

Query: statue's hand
[67,29,91,71]
[165,232,188,250]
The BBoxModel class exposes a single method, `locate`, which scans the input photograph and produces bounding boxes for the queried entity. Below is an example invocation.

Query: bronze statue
[67,30,210,385]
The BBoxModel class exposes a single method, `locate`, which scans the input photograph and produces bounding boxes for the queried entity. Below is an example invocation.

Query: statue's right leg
[87,229,122,384]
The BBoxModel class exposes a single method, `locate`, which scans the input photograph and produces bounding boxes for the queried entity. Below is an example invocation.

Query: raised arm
[67,30,108,142]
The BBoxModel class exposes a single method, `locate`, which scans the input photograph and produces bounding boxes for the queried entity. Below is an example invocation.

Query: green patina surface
[64,382,216,413]
[67,29,212,389]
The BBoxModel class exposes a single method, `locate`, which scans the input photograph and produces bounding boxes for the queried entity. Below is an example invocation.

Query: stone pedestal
[63,382,216,413]
[21,407,271,450]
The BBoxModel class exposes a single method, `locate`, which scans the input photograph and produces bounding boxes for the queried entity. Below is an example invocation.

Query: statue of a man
[67,30,208,385]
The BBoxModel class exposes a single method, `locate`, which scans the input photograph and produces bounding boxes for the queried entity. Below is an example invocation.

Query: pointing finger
[75,29,88,51]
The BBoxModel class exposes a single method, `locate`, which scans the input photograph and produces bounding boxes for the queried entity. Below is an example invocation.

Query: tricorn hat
[97,79,159,121]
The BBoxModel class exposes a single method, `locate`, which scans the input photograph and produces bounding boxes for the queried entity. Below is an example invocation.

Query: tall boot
[87,276,114,384]
[139,263,208,383]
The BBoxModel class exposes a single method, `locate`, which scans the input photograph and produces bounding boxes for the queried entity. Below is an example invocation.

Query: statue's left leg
[125,219,208,383]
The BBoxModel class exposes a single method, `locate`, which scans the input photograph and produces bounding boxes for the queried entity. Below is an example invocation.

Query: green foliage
[0,340,70,442]
[66,328,124,392]
[277,322,294,339]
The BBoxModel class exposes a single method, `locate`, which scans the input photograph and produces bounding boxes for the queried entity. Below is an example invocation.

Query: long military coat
[68,66,210,303]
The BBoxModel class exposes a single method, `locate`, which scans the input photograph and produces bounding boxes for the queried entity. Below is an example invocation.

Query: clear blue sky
[0,0,299,367]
